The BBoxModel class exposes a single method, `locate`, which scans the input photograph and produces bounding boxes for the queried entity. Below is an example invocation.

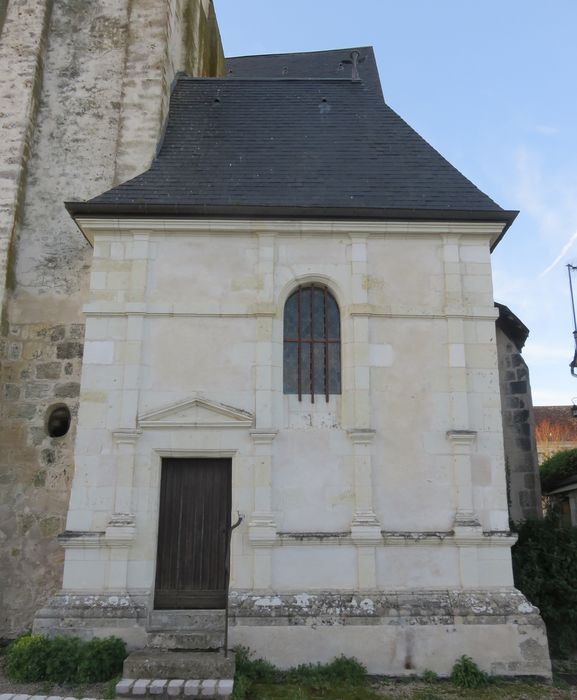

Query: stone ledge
[229,588,543,622]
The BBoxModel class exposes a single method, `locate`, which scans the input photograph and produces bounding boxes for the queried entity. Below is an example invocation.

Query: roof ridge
[176,77,361,83]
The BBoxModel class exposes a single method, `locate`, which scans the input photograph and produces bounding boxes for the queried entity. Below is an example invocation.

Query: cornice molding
[76,217,505,246]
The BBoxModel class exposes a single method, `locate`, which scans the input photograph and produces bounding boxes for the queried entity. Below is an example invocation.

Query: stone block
[149,680,168,695]
[25,383,50,399]
[183,681,201,697]
[216,680,233,697]
[8,342,22,360]
[124,651,235,681]
[509,380,527,394]
[15,403,37,419]
[116,679,135,696]
[147,632,223,651]
[167,680,185,696]
[50,326,66,342]
[69,324,85,339]
[132,680,151,696]
[200,681,217,697]
[36,362,61,379]
[148,610,225,631]
[54,382,80,398]
[3,383,20,399]
[56,342,83,359]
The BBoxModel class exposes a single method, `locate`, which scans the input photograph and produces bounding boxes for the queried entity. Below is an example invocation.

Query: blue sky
[215,0,577,406]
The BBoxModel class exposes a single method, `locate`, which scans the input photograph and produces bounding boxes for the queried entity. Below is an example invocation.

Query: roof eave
[65,201,517,245]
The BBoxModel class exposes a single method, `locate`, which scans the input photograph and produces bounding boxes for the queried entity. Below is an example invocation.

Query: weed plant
[450,655,489,689]
[233,647,367,700]
[4,633,127,684]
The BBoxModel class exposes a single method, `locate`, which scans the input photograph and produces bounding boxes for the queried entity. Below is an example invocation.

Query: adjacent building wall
[0,0,224,639]
[496,305,542,523]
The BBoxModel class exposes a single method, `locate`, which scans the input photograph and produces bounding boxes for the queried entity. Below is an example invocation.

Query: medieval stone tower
[0,0,224,639]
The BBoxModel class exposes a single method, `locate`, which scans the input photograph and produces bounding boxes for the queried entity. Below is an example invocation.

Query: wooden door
[154,458,231,609]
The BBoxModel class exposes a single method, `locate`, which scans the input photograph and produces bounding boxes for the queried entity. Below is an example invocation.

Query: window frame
[283,283,341,402]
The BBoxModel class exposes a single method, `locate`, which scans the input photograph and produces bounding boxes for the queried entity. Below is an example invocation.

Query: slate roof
[226,46,383,95]
[67,46,517,239]
[495,303,529,351]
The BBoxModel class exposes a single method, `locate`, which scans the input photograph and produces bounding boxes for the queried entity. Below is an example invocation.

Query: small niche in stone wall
[46,404,71,438]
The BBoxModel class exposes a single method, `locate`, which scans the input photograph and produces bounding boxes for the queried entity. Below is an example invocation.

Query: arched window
[283,284,341,401]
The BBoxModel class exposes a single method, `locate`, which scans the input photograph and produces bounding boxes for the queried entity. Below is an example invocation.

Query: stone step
[124,650,235,682]
[116,678,233,698]
[147,631,223,651]
[148,610,225,632]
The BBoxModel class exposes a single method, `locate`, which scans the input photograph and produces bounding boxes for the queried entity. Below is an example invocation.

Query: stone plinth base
[228,589,552,678]
[33,589,551,679]
[33,593,148,649]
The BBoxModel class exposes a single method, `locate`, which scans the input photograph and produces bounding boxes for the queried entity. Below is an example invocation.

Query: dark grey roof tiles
[226,46,383,95]
[67,47,516,232]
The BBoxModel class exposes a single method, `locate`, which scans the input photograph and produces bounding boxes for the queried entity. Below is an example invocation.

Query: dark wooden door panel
[154,458,231,610]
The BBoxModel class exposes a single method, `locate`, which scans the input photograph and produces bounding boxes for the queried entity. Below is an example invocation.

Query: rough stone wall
[0,0,53,317]
[496,326,542,523]
[0,0,9,37]
[0,0,223,639]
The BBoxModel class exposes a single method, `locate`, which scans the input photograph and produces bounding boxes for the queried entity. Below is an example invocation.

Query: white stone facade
[34,217,551,677]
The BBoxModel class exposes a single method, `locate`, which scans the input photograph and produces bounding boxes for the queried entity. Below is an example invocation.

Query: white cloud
[533,125,559,135]
[524,343,572,365]
[540,230,577,276]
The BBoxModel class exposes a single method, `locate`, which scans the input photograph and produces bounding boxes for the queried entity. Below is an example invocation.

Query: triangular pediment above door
[138,396,254,429]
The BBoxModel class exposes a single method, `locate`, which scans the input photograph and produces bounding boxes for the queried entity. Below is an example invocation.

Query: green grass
[242,679,575,700]
[250,682,380,700]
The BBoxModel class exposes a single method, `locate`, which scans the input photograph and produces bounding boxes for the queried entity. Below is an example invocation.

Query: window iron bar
[323,286,329,402]
[297,286,302,400]
[310,284,315,403]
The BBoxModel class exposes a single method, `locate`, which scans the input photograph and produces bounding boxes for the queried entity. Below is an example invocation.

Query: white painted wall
[61,218,516,597]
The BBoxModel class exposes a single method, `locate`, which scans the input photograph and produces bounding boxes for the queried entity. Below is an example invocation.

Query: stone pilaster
[254,233,277,429]
[442,235,482,536]
[348,429,380,589]
[249,430,278,590]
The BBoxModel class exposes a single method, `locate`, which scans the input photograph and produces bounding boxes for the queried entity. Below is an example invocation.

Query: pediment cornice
[138,396,254,429]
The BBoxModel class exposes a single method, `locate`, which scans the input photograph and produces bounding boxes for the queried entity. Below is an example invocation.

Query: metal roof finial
[342,50,364,81]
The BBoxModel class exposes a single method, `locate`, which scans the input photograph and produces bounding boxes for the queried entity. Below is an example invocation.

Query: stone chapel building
[0,0,548,679]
